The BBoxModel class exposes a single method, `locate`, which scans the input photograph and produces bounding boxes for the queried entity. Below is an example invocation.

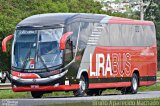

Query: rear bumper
[12,84,79,92]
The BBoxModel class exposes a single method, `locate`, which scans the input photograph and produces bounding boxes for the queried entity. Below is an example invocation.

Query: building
[96,0,140,13]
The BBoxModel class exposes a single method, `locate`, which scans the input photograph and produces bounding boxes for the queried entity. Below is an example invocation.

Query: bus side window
[64,39,73,65]
[66,22,81,59]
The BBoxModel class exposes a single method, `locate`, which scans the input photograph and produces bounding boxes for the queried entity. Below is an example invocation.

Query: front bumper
[11,70,80,92]
[11,70,68,86]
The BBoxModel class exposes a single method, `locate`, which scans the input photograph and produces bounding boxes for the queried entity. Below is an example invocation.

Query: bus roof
[17,13,154,29]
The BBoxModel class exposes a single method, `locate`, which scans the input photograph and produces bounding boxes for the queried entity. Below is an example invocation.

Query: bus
[2,13,157,98]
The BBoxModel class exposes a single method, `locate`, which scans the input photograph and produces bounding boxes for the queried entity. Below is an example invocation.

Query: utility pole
[139,0,152,20]
[140,0,144,20]
[131,0,151,20]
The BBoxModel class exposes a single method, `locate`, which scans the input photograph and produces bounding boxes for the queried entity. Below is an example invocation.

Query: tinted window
[101,24,155,47]
[64,39,73,65]
[67,22,80,57]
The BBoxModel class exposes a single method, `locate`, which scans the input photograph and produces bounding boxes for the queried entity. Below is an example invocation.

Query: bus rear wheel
[121,73,138,94]
[31,91,43,98]
[73,75,88,97]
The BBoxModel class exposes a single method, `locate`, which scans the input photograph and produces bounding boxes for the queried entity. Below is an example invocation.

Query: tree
[143,0,160,68]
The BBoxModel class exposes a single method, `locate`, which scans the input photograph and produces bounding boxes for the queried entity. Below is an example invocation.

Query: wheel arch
[76,69,88,79]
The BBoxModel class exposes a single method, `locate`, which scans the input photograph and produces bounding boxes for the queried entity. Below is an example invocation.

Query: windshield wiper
[36,48,49,72]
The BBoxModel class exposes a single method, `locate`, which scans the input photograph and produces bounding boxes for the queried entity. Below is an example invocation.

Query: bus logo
[89,53,131,77]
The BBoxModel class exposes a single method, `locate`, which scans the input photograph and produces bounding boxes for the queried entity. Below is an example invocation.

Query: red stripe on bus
[140,81,156,86]
[12,71,40,79]
[12,84,79,92]
[89,82,131,89]
[108,17,154,25]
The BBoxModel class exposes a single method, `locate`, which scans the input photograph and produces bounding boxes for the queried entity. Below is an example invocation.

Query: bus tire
[31,91,43,98]
[73,75,87,97]
[130,73,138,94]
[121,73,138,94]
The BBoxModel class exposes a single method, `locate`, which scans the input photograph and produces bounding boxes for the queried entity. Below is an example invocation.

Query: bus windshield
[12,28,63,71]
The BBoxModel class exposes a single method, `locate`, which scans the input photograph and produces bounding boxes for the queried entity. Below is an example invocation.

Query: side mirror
[60,32,73,50]
[2,35,14,52]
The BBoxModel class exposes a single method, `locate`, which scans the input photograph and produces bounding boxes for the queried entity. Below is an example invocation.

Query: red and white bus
[2,13,157,98]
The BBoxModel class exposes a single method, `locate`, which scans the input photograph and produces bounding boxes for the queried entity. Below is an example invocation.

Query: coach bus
[2,13,157,98]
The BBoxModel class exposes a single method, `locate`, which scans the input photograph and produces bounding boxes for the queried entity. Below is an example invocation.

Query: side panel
[88,46,156,89]
[78,22,157,89]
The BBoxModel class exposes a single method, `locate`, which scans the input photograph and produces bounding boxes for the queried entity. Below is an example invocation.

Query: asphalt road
[0,91,160,106]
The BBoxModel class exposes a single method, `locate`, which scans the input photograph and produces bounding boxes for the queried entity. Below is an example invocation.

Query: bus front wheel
[31,91,43,98]
[73,75,88,97]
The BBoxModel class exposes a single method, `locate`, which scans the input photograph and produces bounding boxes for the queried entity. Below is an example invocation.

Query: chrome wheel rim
[133,77,137,90]
[80,80,86,91]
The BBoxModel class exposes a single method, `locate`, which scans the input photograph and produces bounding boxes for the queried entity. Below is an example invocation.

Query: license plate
[31,85,39,88]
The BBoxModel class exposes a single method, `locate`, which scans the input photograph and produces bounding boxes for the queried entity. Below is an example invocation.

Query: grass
[0,90,73,99]
[0,90,31,99]
[0,71,160,99]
